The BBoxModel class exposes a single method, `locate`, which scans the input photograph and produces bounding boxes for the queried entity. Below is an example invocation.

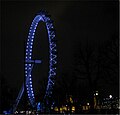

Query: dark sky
[1,0,119,103]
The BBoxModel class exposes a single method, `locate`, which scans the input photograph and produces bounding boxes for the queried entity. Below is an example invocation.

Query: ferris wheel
[8,10,57,113]
[25,10,57,108]
[25,11,57,107]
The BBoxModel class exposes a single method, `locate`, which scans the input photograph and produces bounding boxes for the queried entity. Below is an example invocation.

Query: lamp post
[109,95,112,99]
[95,91,98,96]
[109,95,113,111]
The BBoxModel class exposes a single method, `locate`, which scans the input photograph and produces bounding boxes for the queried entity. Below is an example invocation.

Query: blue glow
[35,60,42,64]
[24,11,57,109]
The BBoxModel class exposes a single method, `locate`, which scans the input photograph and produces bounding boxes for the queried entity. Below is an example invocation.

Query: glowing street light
[95,91,98,96]
[87,103,89,106]
[109,95,112,99]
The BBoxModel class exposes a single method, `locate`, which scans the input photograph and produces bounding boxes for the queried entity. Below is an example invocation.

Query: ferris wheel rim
[25,11,57,108]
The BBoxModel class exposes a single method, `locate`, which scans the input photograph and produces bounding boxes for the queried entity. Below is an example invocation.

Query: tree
[72,35,118,113]
[98,35,119,86]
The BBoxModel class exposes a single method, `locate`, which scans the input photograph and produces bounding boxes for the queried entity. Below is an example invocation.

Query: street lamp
[95,91,98,96]
[87,103,89,106]
[109,95,112,99]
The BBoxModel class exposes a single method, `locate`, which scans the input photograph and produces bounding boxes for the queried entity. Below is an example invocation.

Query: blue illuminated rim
[25,11,57,108]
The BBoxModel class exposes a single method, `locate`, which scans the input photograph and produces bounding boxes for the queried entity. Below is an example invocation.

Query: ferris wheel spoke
[25,59,42,64]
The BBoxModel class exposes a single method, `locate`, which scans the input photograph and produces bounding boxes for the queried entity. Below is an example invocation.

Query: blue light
[29,78,32,82]
[35,60,42,64]
[24,10,57,109]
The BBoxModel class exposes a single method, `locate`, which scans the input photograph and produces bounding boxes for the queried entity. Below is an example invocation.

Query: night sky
[1,0,119,110]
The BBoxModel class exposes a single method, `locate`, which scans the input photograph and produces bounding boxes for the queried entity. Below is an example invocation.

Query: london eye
[8,10,57,113]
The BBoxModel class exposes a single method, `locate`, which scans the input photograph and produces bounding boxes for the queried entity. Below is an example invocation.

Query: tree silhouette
[98,35,119,86]
[72,35,118,113]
